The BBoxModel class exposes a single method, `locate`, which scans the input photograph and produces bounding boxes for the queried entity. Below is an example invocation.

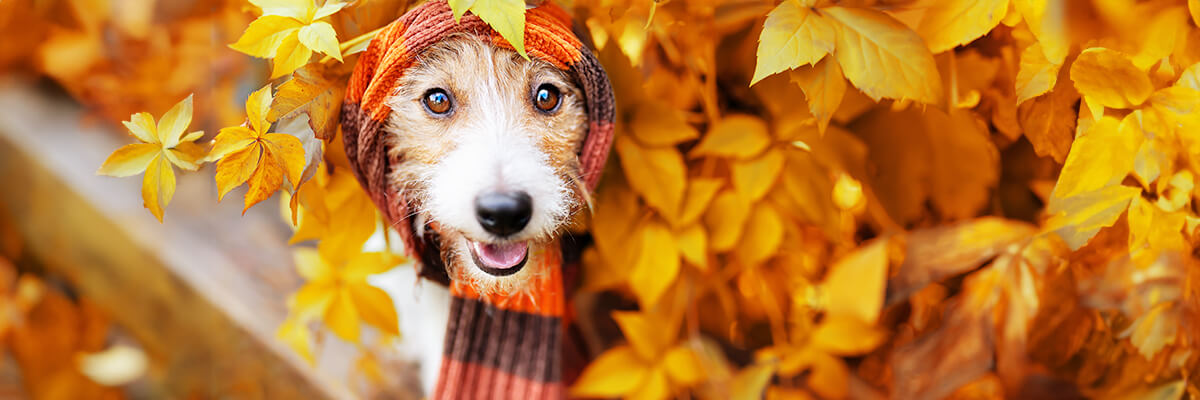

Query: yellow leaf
[822,6,943,104]
[1122,302,1178,360]
[270,62,349,140]
[1046,184,1140,250]
[212,85,310,211]
[1013,0,1068,64]
[121,112,158,144]
[97,143,159,177]
[730,362,777,400]
[453,0,527,58]
[926,109,999,219]
[228,15,304,58]
[1131,7,1187,70]
[348,284,399,336]
[628,366,669,400]
[799,349,849,398]
[618,135,687,217]
[264,133,306,187]
[98,95,205,221]
[690,114,771,159]
[1018,59,1077,163]
[734,203,784,266]
[751,0,836,85]
[141,155,175,222]
[1015,43,1060,104]
[244,155,285,212]
[156,94,194,148]
[613,311,670,361]
[630,219,680,307]
[822,238,888,323]
[1070,48,1153,110]
[704,190,750,252]
[297,21,341,62]
[1178,62,1200,91]
[215,146,262,200]
[324,289,360,342]
[1127,197,1187,257]
[1048,115,1141,202]
[731,147,785,203]
[272,33,314,79]
[674,178,724,227]
[230,0,346,77]
[916,0,1009,53]
[663,345,705,385]
[570,345,650,398]
[1192,0,1200,27]
[788,58,846,134]
[676,224,707,269]
[630,102,699,146]
[276,316,315,364]
[592,183,643,271]
[810,314,887,356]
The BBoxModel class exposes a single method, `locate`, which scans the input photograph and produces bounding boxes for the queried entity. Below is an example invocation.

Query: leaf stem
[319,26,386,64]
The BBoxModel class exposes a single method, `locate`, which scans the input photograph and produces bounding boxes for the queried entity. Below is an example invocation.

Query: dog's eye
[422,89,453,116]
[533,84,561,113]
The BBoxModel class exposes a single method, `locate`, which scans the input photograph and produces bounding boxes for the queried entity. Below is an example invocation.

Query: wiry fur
[383,35,588,294]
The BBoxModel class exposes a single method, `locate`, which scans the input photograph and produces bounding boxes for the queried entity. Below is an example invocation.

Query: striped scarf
[339,1,614,398]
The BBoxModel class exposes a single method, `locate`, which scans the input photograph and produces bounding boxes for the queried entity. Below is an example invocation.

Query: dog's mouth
[467,240,529,276]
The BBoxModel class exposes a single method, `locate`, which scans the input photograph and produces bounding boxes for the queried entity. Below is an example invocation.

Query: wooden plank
[0,79,361,399]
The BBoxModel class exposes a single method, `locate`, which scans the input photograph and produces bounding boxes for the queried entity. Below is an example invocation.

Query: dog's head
[383,35,589,288]
[340,1,614,294]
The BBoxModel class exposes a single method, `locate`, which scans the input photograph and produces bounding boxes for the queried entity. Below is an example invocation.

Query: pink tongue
[472,241,528,269]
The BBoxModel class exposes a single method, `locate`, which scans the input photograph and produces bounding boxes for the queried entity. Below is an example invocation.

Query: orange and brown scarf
[340,1,614,398]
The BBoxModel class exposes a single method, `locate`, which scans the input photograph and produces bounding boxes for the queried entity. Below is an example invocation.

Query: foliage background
[3,0,1200,399]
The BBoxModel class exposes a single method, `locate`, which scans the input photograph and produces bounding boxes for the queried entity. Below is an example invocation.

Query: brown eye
[422,89,453,116]
[533,84,561,113]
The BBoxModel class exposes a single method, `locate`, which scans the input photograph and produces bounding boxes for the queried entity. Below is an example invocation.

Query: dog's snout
[475,191,532,237]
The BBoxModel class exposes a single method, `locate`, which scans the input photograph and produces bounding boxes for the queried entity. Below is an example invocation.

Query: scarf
[339,1,614,398]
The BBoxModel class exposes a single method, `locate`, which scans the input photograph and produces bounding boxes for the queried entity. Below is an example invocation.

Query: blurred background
[0,0,420,398]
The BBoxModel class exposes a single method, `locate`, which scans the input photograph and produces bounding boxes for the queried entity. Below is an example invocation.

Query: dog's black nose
[475,191,532,237]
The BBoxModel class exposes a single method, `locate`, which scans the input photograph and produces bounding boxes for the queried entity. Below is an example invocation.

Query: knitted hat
[340,0,614,283]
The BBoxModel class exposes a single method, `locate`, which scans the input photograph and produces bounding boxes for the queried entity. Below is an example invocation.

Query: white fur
[424,63,573,245]
[371,264,450,393]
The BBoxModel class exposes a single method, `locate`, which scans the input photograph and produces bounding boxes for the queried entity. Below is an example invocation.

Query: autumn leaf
[618,135,687,217]
[211,84,308,212]
[448,0,527,58]
[733,203,784,266]
[822,238,889,324]
[917,0,1009,54]
[269,62,349,141]
[629,219,680,307]
[690,114,771,159]
[290,245,398,343]
[789,58,846,134]
[704,190,751,253]
[751,0,836,86]
[97,95,205,222]
[731,148,785,204]
[629,102,699,146]
[822,6,943,104]
[229,0,349,78]
[1015,43,1060,104]
[1070,48,1152,113]
[1013,0,1068,64]
[571,309,703,398]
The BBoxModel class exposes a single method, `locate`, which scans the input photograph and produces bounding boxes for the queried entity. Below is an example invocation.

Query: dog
[341,2,614,396]
[374,34,590,392]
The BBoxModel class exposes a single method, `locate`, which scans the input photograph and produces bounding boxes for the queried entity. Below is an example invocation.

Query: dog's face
[385,35,588,289]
